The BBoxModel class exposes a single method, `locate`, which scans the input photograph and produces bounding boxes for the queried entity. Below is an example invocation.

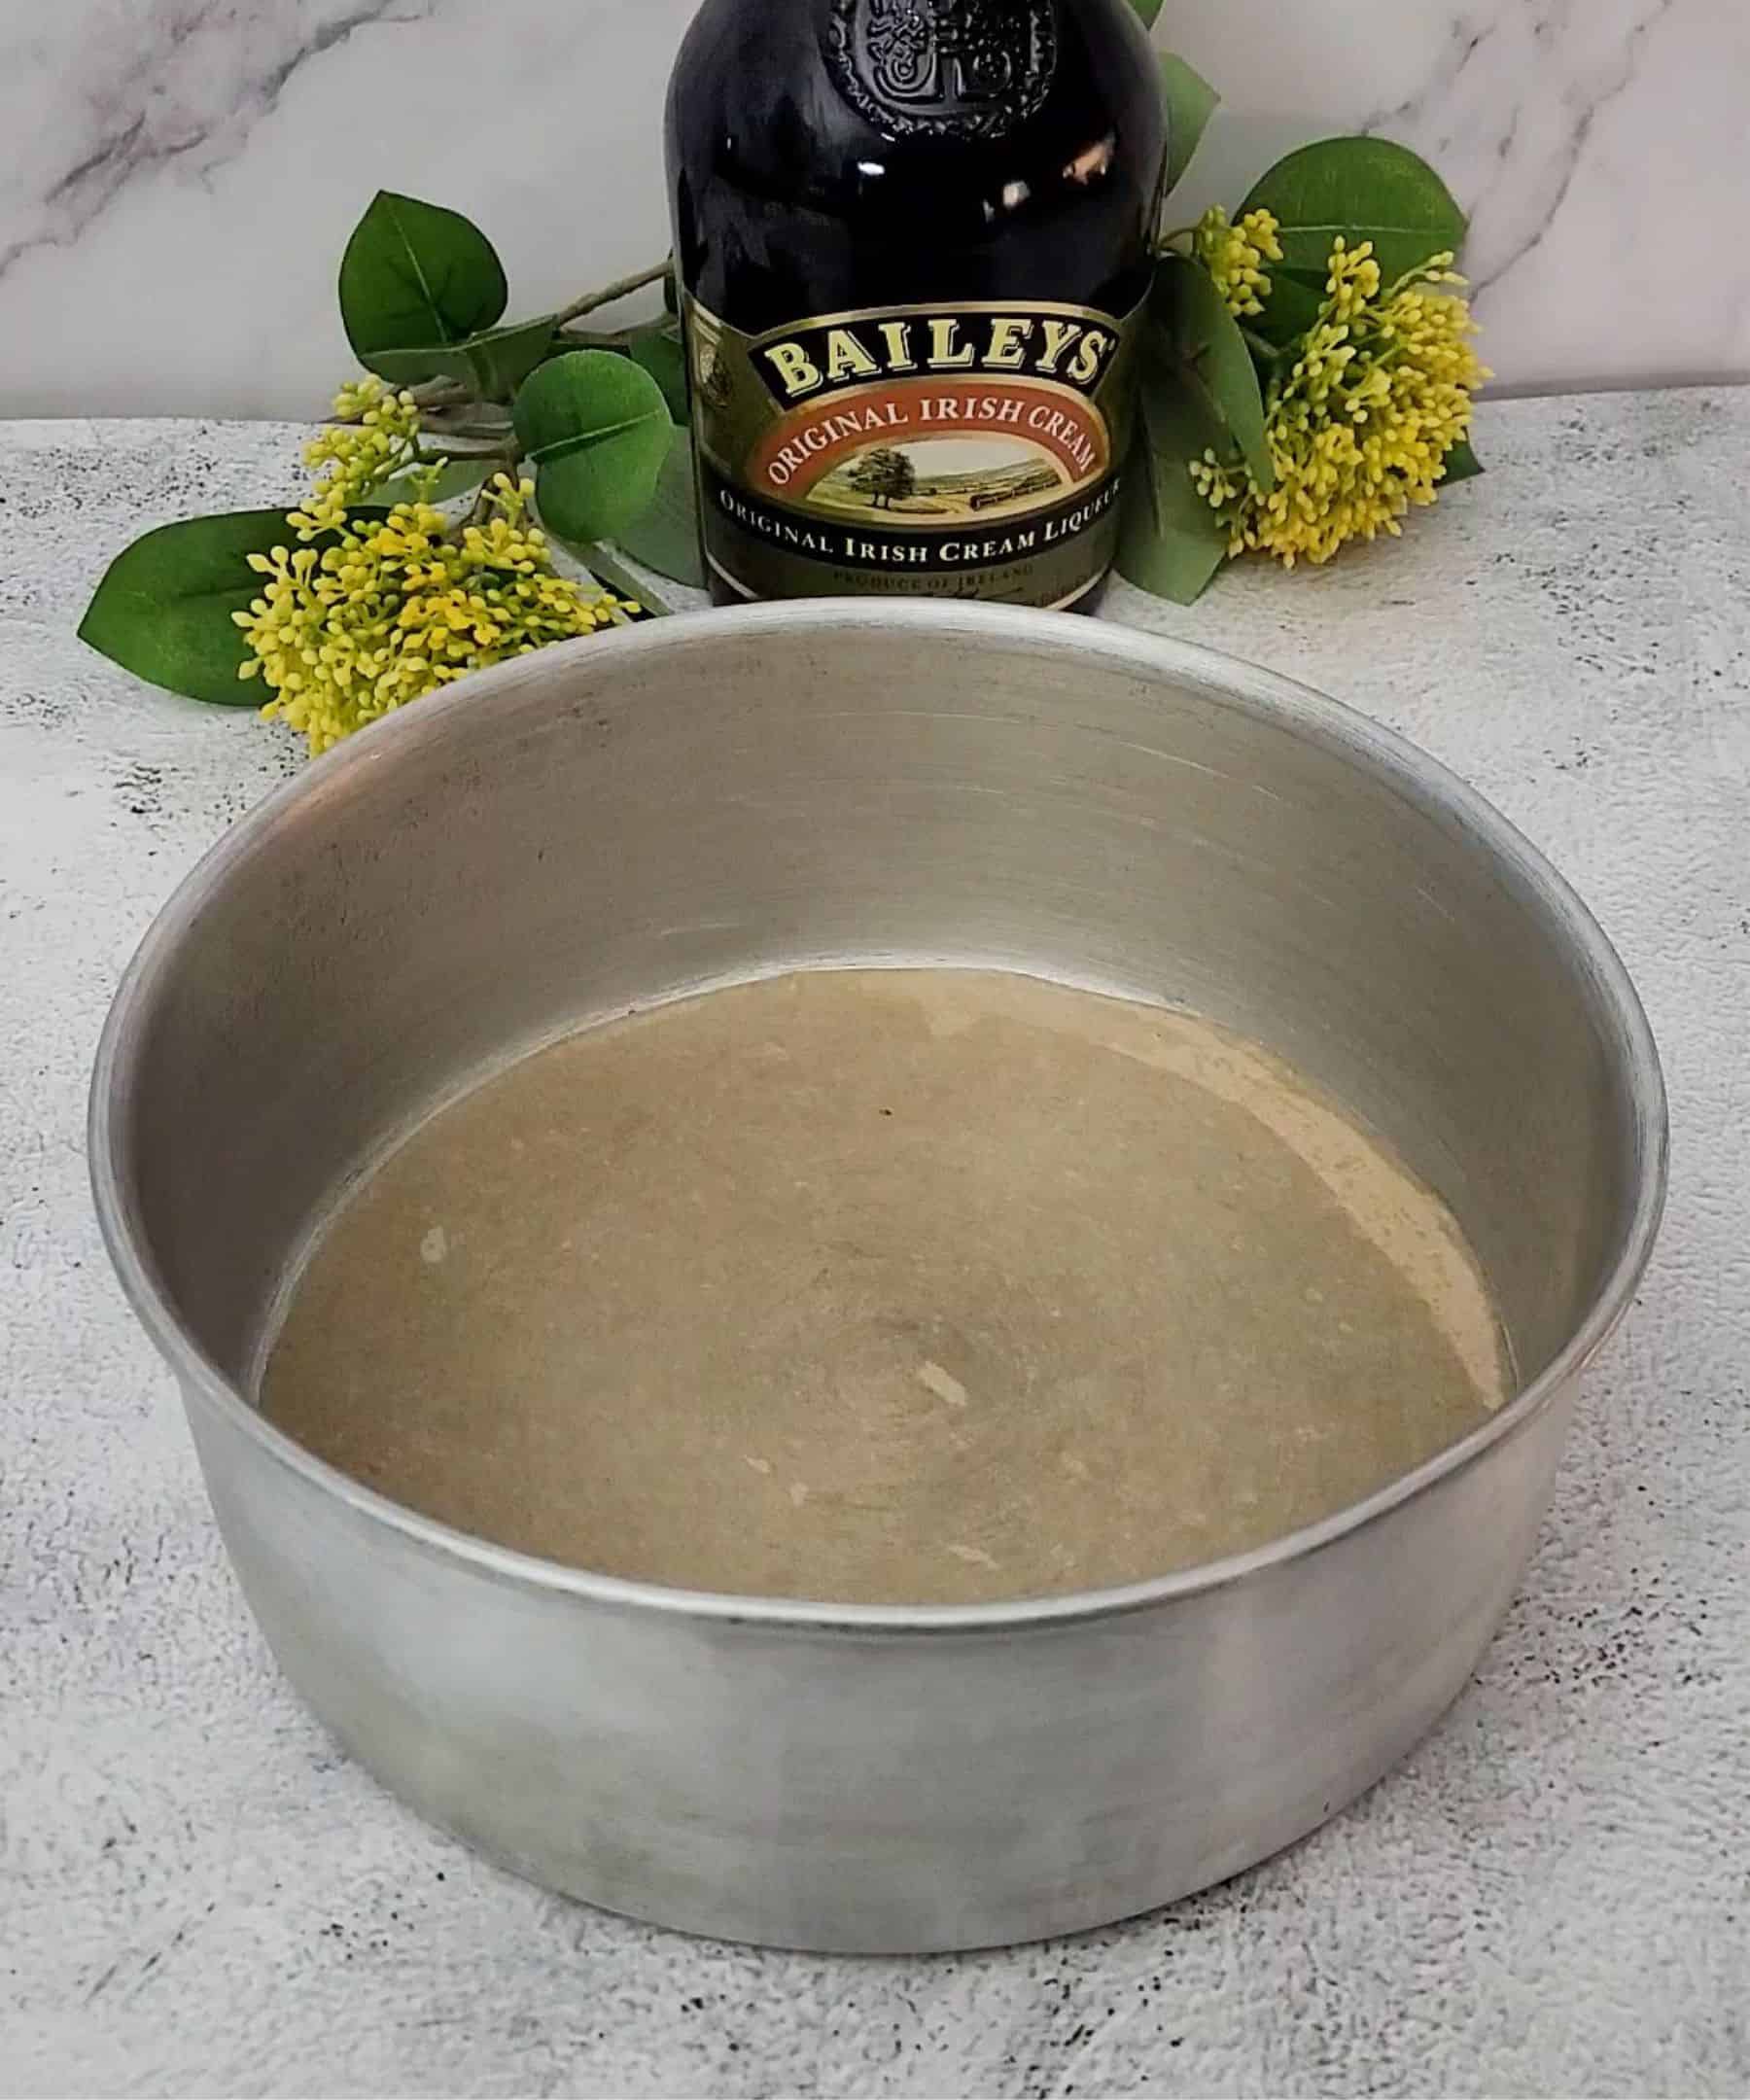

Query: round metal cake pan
[90,602,1666,1952]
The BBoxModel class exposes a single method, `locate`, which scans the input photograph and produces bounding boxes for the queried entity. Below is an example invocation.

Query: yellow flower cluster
[1192,239,1489,568]
[1194,206,1284,318]
[292,376,424,536]
[234,476,634,755]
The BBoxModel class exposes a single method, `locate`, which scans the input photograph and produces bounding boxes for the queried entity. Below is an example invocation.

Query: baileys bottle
[667,0,1169,608]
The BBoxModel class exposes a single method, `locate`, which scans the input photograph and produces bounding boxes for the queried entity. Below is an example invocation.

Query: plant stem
[410,377,472,410]
[556,324,641,350]
[415,438,506,461]
[437,424,519,441]
[554,260,670,327]
[464,452,526,526]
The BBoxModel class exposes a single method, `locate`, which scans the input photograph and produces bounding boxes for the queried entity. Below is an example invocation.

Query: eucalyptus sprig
[1119,0,1488,602]
[81,192,705,748]
[329,190,702,591]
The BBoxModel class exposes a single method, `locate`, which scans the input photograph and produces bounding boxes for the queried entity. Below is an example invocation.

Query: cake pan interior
[100,604,1659,1599]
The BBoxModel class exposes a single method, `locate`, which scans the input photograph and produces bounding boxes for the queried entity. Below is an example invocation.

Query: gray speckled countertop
[3,394,1747,2098]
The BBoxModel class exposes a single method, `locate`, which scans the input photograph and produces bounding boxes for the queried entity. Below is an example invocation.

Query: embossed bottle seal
[827,0,1060,141]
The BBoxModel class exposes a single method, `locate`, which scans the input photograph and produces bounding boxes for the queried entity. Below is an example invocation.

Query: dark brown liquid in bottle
[666,0,1168,610]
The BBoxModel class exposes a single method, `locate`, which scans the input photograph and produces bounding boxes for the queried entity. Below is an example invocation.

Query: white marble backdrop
[2,0,1743,416]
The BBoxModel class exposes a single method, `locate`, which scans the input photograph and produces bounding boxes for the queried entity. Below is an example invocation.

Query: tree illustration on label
[848,446,918,509]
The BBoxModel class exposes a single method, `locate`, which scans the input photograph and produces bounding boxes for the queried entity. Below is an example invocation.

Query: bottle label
[684,294,1145,609]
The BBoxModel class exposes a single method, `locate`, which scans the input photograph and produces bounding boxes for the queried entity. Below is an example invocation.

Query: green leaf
[612,426,704,587]
[77,510,302,706]
[1156,255,1273,491]
[1242,137,1466,286]
[1442,436,1484,484]
[628,320,691,426]
[1159,52,1218,192]
[1115,382,1230,605]
[372,457,494,508]
[367,315,557,401]
[513,349,673,542]
[339,191,508,380]
[1127,0,1165,25]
